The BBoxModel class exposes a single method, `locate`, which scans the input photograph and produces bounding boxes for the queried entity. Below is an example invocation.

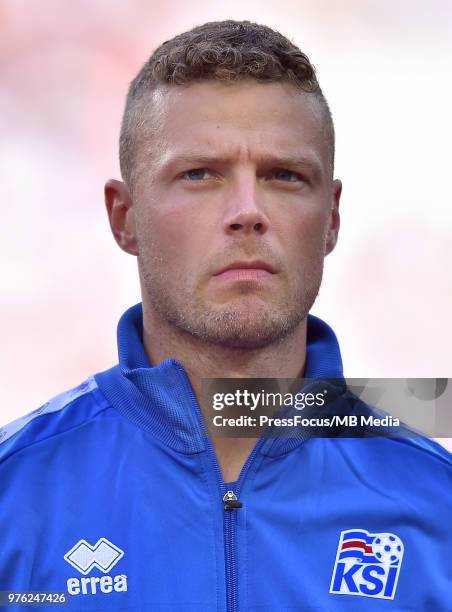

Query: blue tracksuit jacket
[1,303,451,611]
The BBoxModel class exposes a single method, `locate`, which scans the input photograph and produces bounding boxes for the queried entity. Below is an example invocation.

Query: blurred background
[1,0,451,448]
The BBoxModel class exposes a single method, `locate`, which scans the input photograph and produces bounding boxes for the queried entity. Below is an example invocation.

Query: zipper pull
[223,490,243,511]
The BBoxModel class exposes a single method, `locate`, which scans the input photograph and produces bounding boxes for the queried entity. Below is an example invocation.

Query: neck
[141,300,308,401]
[141,299,308,483]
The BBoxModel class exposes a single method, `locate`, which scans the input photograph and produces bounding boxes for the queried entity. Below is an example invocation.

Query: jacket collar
[95,303,344,455]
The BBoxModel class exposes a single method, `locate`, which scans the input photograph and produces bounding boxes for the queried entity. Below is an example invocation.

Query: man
[0,20,450,611]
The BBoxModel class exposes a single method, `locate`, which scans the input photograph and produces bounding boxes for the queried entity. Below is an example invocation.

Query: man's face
[131,80,341,349]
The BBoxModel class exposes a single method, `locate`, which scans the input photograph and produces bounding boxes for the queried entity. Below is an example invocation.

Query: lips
[213,260,276,276]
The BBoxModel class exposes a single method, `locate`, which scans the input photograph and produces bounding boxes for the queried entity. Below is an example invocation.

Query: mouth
[212,260,277,282]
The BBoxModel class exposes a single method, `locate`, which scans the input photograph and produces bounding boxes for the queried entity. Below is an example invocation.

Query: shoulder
[0,376,111,464]
[384,434,452,471]
[334,431,452,492]
[341,390,452,470]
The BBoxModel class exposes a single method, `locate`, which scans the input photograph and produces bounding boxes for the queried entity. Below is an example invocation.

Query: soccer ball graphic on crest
[372,533,403,565]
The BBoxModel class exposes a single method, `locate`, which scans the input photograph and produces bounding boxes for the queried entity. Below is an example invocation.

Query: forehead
[147,80,330,168]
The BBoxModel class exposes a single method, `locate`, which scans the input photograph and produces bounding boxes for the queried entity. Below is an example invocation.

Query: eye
[271,169,304,182]
[182,168,212,181]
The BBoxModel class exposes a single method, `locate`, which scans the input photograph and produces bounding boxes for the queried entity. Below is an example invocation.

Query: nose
[222,175,270,236]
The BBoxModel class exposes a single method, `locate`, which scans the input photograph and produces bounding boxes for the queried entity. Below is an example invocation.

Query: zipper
[223,490,242,511]
[223,489,237,612]
[179,366,265,612]
[206,434,265,612]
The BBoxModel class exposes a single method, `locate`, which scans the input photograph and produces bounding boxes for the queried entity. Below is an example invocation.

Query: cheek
[283,206,330,259]
[138,203,207,269]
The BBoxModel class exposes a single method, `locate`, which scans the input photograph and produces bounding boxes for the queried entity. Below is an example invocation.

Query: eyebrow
[262,155,324,177]
[161,151,324,179]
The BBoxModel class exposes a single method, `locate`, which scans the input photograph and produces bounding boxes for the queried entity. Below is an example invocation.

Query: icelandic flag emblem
[329,529,404,600]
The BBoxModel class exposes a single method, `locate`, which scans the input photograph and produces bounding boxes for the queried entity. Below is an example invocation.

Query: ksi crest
[330,529,404,600]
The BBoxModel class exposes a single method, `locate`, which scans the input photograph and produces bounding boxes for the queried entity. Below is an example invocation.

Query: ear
[325,179,342,256]
[104,179,138,256]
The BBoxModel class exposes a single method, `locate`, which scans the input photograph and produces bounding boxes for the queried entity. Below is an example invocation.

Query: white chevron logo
[64,538,124,575]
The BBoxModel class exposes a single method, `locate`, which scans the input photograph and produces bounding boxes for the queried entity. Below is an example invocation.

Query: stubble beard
[138,252,324,350]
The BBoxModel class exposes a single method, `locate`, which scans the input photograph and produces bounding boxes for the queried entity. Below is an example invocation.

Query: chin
[202,326,293,349]
[192,305,300,349]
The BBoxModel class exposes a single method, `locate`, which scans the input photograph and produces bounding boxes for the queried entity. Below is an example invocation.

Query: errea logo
[64,538,128,596]
[330,529,404,600]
